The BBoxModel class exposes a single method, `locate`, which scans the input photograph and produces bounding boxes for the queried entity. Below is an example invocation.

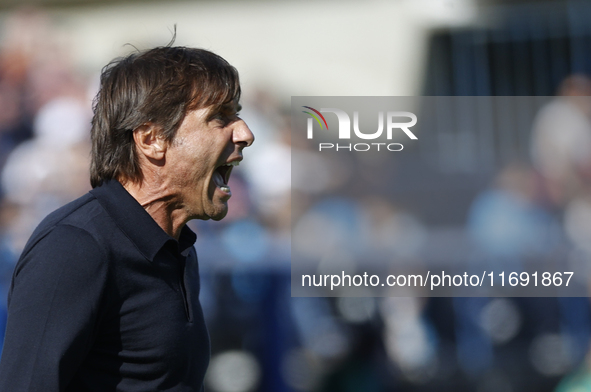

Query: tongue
[213,170,226,187]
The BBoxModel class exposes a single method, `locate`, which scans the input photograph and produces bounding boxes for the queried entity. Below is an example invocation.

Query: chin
[211,212,228,221]
[208,204,228,221]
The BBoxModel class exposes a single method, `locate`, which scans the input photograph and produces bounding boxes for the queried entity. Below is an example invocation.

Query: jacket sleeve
[0,224,109,392]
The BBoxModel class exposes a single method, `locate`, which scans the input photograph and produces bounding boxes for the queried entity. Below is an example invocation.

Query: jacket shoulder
[21,193,103,256]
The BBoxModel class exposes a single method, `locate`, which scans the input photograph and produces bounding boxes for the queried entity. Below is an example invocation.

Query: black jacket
[0,180,210,391]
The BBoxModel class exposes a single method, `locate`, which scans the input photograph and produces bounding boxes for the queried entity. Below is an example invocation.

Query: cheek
[175,150,206,177]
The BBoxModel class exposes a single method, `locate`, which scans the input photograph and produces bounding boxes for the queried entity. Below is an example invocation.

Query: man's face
[164,103,254,221]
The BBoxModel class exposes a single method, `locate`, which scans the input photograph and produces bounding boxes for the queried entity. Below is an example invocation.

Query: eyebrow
[219,102,241,116]
[207,102,242,123]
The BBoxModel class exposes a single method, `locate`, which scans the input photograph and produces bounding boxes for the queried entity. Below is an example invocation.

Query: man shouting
[0,45,254,391]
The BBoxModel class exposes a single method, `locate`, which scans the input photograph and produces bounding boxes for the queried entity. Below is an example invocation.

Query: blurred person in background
[530,74,591,208]
[0,43,254,392]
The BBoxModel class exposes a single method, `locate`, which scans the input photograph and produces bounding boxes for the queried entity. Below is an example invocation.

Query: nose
[233,119,254,148]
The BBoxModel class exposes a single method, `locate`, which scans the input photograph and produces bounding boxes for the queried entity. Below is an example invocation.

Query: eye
[209,103,241,126]
[215,112,241,126]
[209,115,229,128]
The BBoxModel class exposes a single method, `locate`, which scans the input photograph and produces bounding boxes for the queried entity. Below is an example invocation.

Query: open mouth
[213,160,240,194]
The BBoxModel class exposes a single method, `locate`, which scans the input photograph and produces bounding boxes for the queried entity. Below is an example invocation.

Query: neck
[121,178,188,240]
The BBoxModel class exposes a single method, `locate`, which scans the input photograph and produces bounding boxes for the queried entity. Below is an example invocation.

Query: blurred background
[0,0,589,391]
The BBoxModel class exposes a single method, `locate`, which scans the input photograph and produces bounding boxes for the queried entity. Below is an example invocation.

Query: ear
[133,123,167,161]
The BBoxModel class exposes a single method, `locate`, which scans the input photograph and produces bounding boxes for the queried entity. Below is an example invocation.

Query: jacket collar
[90,179,196,261]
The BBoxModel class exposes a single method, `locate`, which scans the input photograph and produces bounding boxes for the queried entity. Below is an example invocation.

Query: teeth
[226,161,240,167]
[220,186,231,193]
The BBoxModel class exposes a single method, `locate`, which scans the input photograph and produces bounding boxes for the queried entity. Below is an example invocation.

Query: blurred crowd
[0,8,93,327]
[289,90,591,391]
[1,5,591,392]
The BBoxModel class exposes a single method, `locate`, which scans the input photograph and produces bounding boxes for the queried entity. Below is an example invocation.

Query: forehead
[179,101,238,127]
[170,99,241,141]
